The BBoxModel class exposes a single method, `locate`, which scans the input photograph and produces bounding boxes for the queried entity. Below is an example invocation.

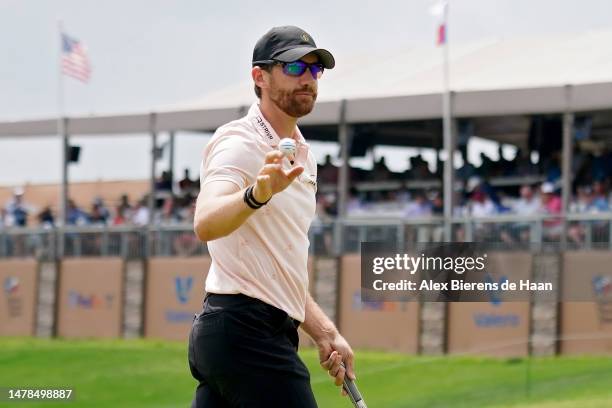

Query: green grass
[0,338,611,407]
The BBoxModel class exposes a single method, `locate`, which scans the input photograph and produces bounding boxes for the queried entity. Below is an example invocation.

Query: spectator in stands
[468,188,497,218]
[452,189,468,218]
[89,197,110,225]
[572,185,590,213]
[476,152,495,177]
[318,192,337,217]
[430,191,444,242]
[37,206,54,227]
[377,190,403,212]
[118,194,132,219]
[540,182,562,241]
[466,181,498,240]
[567,185,610,245]
[369,156,392,181]
[131,197,150,226]
[151,197,184,255]
[411,155,433,180]
[156,197,182,225]
[4,187,29,227]
[346,187,363,216]
[174,204,200,256]
[541,182,561,213]
[513,185,541,216]
[178,168,198,197]
[66,199,89,226]
[592,180,609,209]
[155,170,173,192]
[501,185,541,243]
[317,154,338,184]
[112,205,127,225]
[175,196,196,222]
[404,190,433,241]
[404,191,432,218]
[429,192,443,216]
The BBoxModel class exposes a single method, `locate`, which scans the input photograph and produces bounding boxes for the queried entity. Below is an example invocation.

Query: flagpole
[57,19,68,255]
[441,1,454,242]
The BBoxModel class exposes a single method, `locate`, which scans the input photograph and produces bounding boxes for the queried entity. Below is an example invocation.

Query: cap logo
[301,33,310,42]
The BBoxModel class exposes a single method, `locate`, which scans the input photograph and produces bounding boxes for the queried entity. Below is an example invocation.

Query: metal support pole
[442,94,455,242]
[57,20,67,259]
[148,113,158,257]
[335,99,351,255]
[441,4,454,242]
[337,99,349,220]
[168,131,176,188]
[59,117,69,257]
[561,86,574,248]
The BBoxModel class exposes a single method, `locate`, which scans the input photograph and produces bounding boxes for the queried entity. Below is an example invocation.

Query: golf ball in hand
[278,138,297,156]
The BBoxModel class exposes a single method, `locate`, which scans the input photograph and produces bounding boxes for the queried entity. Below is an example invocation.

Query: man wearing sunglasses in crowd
[189,26,356,407]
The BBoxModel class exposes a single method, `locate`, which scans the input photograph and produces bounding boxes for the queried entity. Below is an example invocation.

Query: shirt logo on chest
[254,115,274,141]
[299,173,317,192]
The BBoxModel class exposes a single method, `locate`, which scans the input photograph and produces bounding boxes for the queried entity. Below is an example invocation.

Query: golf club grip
[340,363,367,408]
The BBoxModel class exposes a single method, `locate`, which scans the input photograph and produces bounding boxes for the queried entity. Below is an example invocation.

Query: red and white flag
[429,0,448,46]
[61,32,91,83]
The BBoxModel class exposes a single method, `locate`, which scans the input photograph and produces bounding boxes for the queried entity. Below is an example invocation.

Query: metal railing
[0,224,207,260]
[1,213,612,259]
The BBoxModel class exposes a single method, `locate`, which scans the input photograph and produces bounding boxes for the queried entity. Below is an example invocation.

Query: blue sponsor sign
[165,276,195,323]
[473,274,520,328]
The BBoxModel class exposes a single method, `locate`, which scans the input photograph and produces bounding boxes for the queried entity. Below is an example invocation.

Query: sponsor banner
[339,254,419,353]
[561,251,612,354]
[447,252,532,356]
[144,257,211,341]
[0,260,37,336]
[448,302,530,357]
[57,258,123,338]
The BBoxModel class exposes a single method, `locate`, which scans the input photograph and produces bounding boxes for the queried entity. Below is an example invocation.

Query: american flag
[61,33,91,83]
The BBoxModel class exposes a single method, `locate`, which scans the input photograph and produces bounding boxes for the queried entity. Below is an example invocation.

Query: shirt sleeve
[200,131,261,190]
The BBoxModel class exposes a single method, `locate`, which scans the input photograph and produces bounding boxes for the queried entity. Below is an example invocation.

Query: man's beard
[270,84,317,118]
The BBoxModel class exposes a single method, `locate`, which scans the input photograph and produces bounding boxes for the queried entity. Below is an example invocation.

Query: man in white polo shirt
[189,26,355,407]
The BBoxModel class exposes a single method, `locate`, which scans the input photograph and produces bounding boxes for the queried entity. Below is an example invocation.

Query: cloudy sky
[1,0,610,186]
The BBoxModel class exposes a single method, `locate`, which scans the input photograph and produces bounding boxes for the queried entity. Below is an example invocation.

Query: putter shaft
[340,363,367,408]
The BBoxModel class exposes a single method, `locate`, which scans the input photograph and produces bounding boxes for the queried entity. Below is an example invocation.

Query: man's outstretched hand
[252,150,304,203]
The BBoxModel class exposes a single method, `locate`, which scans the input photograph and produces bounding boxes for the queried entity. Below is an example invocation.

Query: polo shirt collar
[248,103,306,147]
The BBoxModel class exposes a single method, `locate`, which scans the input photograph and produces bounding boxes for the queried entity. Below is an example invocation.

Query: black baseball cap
[252,26,335,69]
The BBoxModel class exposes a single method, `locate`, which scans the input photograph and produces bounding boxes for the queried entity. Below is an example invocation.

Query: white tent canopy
[2,29,612,137]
